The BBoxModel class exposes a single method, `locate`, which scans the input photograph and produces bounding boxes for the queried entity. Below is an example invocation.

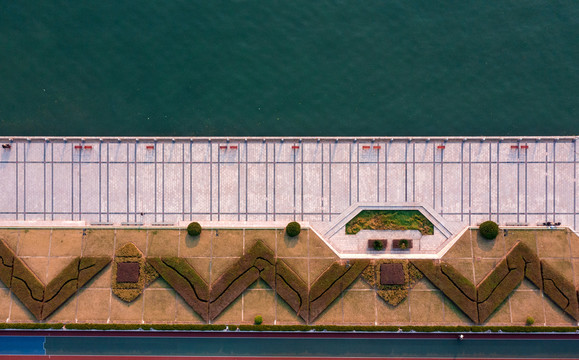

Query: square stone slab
[116,262,140,283]
[380,263,405,285]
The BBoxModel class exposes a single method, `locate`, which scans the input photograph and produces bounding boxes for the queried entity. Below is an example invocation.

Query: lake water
[0,1,577,136]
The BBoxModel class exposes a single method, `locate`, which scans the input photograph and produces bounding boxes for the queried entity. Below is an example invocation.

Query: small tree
[373,240,384,251]
[526,316,534,325]
[286,222,301,237]
[480,220,499,240]
[187,222,202,236]
[254,315,263,325]
[398,239,409,249]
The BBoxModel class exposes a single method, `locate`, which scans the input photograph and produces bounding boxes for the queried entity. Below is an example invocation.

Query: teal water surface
[0,1,577,136]
[44,336,579,358]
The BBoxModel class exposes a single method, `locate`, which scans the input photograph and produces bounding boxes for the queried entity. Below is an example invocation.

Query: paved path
[0,136,577,230]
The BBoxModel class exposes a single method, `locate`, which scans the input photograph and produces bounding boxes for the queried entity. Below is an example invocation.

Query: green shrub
[526,316,534,325]
[373,240,384,251]
[479,221,499,240]
[254,315,263,325]
[286,222,301,237]
[398,239,409,249]
[187,222,202,236]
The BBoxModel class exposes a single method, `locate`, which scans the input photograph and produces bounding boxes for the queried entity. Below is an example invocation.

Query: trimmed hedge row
[477,260,522,323]
[0,322,576,333]
[506,242,542,289]
[42,257,110,320]
[148,257,210,322]
[42,258,80,320]
[309,260,370,322]
[275,260,308,321]
[5,254,111,321]
[412,260,478,323]
[0,239,15,286]
[477,242,542,323]
[11,257,45,319]
[541,260,579,320]
[414,241,579,324]
[208,241,276,321]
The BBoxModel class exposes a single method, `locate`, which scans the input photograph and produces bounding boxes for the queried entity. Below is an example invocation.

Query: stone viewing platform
[0,136,578,327]
[0,136,576,232]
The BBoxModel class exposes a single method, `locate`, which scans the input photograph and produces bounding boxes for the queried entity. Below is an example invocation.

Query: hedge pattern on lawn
[0,238,110,320]
[412,241,578,324]
[541,260,579,320]
[309,260,370,322]
[361,260,423,306]
[148,240,366,323]
[112,243,158,302]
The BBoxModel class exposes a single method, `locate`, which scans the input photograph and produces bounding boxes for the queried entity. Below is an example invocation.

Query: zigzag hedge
[0,238,110,321]
[412,241,579,324]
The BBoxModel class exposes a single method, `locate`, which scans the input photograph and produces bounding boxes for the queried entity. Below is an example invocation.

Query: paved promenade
[0,136,577,230]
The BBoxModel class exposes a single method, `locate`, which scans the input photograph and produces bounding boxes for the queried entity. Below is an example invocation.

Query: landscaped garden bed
[346,210,434,235]
[368,239,387,250]
[0,227,577,328]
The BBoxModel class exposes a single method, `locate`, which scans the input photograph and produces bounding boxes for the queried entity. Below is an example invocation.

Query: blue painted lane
[44,336,579,358]
[0,336,45,355]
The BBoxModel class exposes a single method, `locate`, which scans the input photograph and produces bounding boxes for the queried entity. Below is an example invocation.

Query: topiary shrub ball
[479,220,499,240]
[526,316,534,325]
[187,222,202,236]
[254,315,263,325]
[286,221,301,237]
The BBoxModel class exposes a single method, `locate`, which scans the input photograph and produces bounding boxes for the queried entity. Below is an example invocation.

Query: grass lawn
[18,229,51,256]
[346,210,434,235]
[83,229,115,256]
[143,289,176,322]
[442,231,473,259]
[409,291,444,323]
[376,296,410,324]
[537,229,569,258]
[50,229,83,256]
[212,230,244,257]
[147,230,179,257]
[242,289,276,324]
[110,294,143,322]
[509,290,545,325]
[76,288,110,322]
[342,291,376,325]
